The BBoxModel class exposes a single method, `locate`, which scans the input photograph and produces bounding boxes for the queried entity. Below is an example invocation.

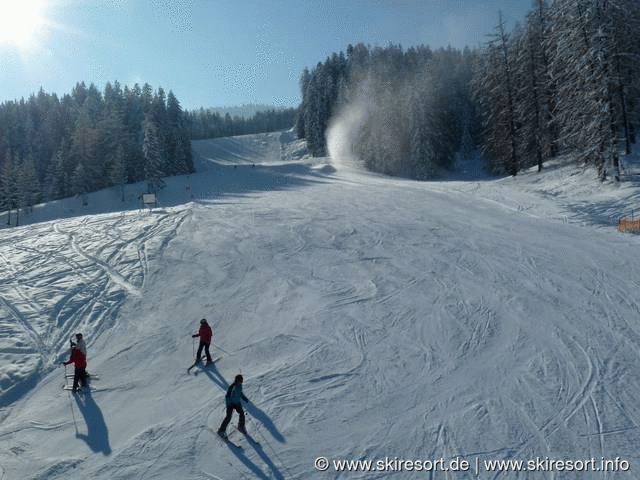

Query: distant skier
[70,333,86,356]
[63,344,88,392]
[218,374,250,437]
[192,318,213,364]
[70,332,92,377]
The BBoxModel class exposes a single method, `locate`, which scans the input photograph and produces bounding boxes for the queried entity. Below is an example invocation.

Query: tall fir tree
[474,14,521,175]
[142,114,164,194]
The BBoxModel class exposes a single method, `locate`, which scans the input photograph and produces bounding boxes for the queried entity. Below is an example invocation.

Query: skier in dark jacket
[192,318,213,364]
[63,346,88,392]
[218,374,250,437]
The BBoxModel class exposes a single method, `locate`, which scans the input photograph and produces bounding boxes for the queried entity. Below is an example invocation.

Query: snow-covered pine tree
[16,154,41,215]
[603,0,640,156]
[51,139,71,199]
[70,161,90,206]
[296,68,311,140]
[99,111,126,187]
[0,150,17,225]
[166,90,193,175]
[408,91,435,179]
[475,13,520,175]
[547,0,636,180]
[513,2,554,172]
[142,114,165,195]
[69,107,101,192]
[109,143,127,202]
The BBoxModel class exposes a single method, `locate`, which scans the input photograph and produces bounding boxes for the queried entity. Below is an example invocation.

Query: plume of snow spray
[326,98,371,170]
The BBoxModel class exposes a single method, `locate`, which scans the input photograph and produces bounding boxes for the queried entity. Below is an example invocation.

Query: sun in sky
[0,0,48,51]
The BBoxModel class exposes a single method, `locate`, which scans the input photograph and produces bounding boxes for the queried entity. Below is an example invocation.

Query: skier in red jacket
[192,318,213,364]
[63,346,88,392]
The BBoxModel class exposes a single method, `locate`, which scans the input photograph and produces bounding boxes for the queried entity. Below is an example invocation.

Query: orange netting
[618,217,640,232]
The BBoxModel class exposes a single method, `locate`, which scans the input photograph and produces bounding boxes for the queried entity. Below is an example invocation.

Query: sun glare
[0,0,46,49]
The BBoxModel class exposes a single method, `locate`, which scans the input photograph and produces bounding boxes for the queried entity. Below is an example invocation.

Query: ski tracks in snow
[53,222,143,298]
[0,207,190,405]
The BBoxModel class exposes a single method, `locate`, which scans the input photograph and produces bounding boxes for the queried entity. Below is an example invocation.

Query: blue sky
[0,0,532,110]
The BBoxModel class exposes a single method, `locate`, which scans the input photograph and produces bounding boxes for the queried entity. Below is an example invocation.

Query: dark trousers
[196,341,212,362]
[219,403,245,433]
[73,366,88,390]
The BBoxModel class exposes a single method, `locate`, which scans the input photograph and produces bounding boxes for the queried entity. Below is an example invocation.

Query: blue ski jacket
[225,382,249,406]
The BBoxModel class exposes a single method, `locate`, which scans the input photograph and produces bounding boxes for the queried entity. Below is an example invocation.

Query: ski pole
[67,388,79,434]
[192,336,195,359]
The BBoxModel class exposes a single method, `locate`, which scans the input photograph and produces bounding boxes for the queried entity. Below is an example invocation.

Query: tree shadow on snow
[7,147,333,230]
[72,391,111,455]
[566,197,639,228]
[189,160,330,203]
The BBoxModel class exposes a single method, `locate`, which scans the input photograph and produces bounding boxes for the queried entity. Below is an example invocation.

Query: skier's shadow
[198,362,229,391]
[73,391,112,455]
[245,402,285,443]
[200,365,285,443]
[243,435,285,480]
[223,439,282,480]
[200,366,286,476]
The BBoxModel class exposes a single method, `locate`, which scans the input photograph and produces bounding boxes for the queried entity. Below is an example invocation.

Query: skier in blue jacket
[218,374,250,437]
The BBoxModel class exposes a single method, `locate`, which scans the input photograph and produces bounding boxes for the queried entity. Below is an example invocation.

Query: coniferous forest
[186,107,298,140]
[0,81,298,225]
[0,81,194,222]
[2,0,639,226]
[297,0,640,180]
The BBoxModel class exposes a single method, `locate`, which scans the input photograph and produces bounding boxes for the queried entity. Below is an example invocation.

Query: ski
[62,385,98,392]
[231,427,260,445]
[216,431,243,450]
[187,360,199,373]
[187,357,221,374]
[187,360,201,373]
[65,373,100,380]
[187,358,205,373]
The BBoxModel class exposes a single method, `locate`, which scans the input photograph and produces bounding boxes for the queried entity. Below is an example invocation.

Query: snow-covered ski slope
[1,130,640,479]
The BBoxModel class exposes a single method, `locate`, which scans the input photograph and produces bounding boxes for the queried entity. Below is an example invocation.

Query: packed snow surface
[1,130,640,479]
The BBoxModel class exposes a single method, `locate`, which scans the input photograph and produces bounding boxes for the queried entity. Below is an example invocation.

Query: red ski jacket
[64,348,87,368]
[195,323,213,343]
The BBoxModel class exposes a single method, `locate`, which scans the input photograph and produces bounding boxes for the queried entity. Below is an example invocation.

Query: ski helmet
[235,374,243,383]
[200,318,207,325]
